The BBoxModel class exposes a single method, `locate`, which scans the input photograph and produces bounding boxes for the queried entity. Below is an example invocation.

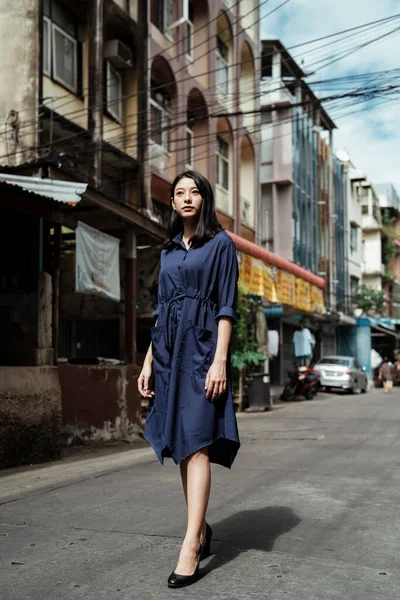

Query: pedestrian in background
[137,170,240,588]
[379,358,393,394]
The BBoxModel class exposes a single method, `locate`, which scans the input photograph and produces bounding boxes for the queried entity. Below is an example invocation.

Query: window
[318,358,350,366]
[42,1,81,94]
[261,110,273,164]
[52,24,77,92]
[186,122,194,168]
[151,81,171,152]
[216,136,229,190]
[216,36,229,95]
[361,204,369,215]
[350,276,359,302]
[186,2,194,60]
[151,0,173,39]
[350,223,358,253]
[106,61,122,122]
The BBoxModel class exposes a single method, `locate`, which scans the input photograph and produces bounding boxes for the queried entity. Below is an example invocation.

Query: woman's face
[171,177,203,222]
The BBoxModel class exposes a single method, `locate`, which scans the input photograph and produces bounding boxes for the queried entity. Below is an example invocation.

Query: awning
[371,324,400,340]
[0,173,87,205]
[228,231,325,288]
[338,312,356,326]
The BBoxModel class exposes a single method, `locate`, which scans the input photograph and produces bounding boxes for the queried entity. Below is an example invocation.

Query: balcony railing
[261,79,295,107]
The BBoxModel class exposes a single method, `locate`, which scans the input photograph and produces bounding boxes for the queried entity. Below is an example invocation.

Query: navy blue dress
[143,229,240,468]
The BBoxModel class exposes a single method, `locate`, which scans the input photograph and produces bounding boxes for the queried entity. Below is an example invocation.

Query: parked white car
[314,356,368,394]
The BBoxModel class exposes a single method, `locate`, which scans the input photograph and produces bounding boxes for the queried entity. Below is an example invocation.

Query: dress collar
[172,230,184,245]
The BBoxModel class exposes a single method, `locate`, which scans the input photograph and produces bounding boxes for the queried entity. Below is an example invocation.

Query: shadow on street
[201,506,301,576]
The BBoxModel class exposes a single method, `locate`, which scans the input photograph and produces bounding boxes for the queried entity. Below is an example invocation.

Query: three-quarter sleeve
[215,239,239,323]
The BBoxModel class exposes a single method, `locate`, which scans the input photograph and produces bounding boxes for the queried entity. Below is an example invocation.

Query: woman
[379,358,393,393]
[137,170,240,588]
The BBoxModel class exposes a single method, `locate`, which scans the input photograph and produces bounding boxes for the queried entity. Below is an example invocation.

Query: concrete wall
[0,0,39,165]
[240,0,257,41]
[273,184,293,262]
[0,367,62,469]
[59,364,142,443]
[363,230,383,283]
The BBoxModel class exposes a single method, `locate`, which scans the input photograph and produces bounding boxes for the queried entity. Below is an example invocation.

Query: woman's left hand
[205,359,227,401]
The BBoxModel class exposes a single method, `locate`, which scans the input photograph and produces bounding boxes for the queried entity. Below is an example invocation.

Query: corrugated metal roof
[0,173,87,205]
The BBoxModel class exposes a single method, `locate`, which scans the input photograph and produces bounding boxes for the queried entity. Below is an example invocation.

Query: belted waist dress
[143,229,240,469]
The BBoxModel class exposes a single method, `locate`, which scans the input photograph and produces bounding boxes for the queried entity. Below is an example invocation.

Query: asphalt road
[1,388,400,600]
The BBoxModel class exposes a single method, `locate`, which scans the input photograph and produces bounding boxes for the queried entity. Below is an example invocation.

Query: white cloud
[261,0,400,193]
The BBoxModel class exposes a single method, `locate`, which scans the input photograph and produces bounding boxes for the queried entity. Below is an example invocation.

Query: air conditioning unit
[104,40,133,69]
[149,141,165,174]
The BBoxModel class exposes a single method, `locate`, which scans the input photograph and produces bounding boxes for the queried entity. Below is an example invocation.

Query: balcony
[362,262,385,277]
[261,78,295,107]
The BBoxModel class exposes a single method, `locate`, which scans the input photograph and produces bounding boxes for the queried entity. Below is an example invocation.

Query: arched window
[150,57,177,154]
[215,117,233,215]
[187,88,209,173]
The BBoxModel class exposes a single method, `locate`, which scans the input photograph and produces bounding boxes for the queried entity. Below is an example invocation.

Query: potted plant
[231,283,268,412]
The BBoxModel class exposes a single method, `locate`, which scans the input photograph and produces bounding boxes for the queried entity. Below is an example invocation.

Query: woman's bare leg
[180,456,207,542]
[175,448,211,575]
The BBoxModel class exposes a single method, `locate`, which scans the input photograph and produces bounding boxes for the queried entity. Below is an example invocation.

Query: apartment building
[335,152,363,311]
[259,39,351,365]
[0,0,163,464]
[375,183,400,319]
[0,0,266,463]
[148,0,260,242]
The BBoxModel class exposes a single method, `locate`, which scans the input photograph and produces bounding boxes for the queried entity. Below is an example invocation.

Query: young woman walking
[137,170,240,588]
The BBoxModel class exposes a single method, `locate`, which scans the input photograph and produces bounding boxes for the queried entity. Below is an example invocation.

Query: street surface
[1,388,400,599]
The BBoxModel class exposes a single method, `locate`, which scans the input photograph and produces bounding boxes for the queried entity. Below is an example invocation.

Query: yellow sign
[239,252,325,315]
[239,254,277,303]
[295,278,311,312]
[276,270,295,306]
[311,285,326,315]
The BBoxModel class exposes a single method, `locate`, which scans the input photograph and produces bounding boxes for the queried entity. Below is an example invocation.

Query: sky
[260,0,400,195]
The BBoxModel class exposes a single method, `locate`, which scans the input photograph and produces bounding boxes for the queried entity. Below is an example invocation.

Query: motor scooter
[282,364,320,401]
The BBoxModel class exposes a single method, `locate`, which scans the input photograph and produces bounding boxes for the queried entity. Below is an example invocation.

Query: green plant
[231,283,268,411]
[382,209,396,227]
[355,284,385,315]
[383,238,397,265]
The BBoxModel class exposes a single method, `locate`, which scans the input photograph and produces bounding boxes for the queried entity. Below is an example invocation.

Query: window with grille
[216,36,229,95]
[216,136,229,190]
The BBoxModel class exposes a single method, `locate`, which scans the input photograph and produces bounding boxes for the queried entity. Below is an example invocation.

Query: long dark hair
[163,170,223,250]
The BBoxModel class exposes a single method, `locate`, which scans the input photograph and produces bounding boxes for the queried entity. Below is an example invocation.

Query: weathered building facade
[0,0,267,466]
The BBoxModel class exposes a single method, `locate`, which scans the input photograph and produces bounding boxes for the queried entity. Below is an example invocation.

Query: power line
[3,12,400,165]
[4,10,399,141]
[27,16,400,155]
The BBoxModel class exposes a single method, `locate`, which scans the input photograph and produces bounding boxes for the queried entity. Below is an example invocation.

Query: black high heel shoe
[200,523,212,561]
[167,547,201,589]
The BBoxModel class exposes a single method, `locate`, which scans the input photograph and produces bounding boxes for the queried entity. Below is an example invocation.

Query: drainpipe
[138,0,149,210]
[88,0,104,189]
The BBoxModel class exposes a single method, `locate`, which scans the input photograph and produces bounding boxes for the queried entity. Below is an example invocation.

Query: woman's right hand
[138,361,155,398]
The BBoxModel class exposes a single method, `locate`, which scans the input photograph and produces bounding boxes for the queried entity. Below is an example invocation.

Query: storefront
[230,232,326,387]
